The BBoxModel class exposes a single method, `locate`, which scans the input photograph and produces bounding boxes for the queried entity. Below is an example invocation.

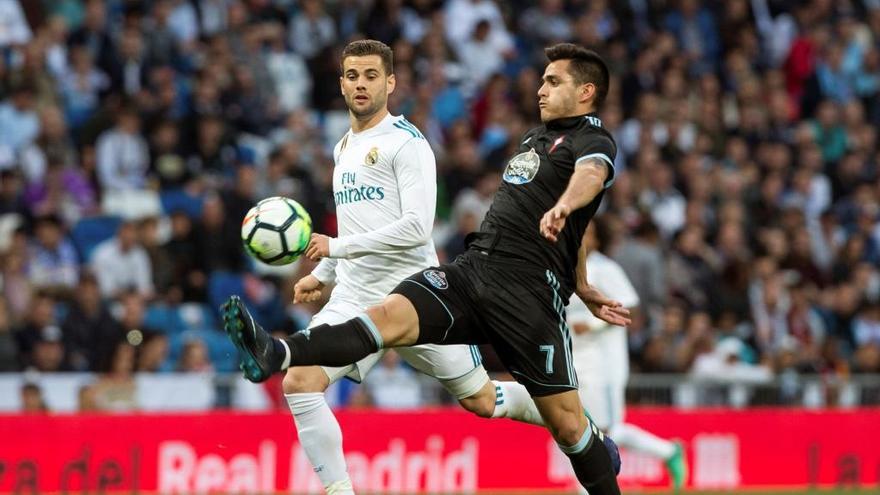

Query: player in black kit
[223,43,631,494]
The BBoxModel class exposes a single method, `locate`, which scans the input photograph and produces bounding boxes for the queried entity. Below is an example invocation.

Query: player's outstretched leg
[535,391,621,495]
[221,294,420,382]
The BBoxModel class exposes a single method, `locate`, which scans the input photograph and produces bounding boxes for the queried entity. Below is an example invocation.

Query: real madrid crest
[365,147,379,166]
[502,148,541,184]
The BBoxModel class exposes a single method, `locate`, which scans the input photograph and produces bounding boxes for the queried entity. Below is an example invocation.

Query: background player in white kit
[568,219,687,490]
[284,40,543,495]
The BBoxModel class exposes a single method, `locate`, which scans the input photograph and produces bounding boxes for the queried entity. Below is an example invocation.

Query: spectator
[265,23,311,113]
[77,383,100,412]
[663,0,721,75]
[288,0,336,61]
[20,383,48,414]
[95,107,150,192]
[114,291,160,354]
[2,228,33,322]
[108,27,150,98]
[164,211,204,302]
[666,225,718,311]
[136,332,170,372]
[177,338,214,372]
[92,342,139,411]
[0,83,39,162]
[20,109,97,225]
[62,273,120,371]
[14,292,60,365]
[0,0,32,48]
[58,45,110,129]
[0,170,29,219]
[149,119,190,187]
[138,216,175,298]
[614,219,667,319]
[26,214,79,293]
[640,163,686,239]
[90,220,154,299]
[144,0,182,68]
[29,324,68,372]
[690,337,774,384]
[457,19,506,97]
[520,0,571,48]
[0,298,19,371]
[67,0,114,74]
[195,193,246,272]
[444,0,513,57]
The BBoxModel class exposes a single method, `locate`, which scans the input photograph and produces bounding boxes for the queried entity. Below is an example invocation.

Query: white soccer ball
[241,196,313,265]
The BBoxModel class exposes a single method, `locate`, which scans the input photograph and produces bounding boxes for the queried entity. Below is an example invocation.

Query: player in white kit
[568,219,687,490]
[280,40,544,495]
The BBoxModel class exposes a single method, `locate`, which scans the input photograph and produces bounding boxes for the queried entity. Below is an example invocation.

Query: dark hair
[341,39,393,76]
[591,216,613,254]
[544,43,609,108]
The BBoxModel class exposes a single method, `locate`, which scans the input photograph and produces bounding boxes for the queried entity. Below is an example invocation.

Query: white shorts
[307,293,489,399]
[572,326,629,431]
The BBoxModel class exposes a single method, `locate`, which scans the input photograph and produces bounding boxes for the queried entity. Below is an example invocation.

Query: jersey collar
[545,112,603,130]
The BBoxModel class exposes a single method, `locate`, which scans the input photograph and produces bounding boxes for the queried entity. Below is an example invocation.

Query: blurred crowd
[3,0,880,411]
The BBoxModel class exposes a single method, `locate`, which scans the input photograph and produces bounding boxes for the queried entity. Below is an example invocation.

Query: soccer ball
[241,196,313,265]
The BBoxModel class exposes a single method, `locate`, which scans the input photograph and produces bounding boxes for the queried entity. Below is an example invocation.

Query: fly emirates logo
[157,436,478,493]
[335,171,385,206]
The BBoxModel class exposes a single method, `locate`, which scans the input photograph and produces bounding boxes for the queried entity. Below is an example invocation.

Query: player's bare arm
[539,156,609,242]
[573,224,631,327]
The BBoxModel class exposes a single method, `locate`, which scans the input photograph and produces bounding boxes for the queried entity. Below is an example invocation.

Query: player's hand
[305,234,331,261]
[540,203,571,242]
[293,274,325,304]
[576,284,632,327]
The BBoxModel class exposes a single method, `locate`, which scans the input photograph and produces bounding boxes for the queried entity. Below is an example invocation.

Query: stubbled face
[340,55,395,119]
[538,59,590,122]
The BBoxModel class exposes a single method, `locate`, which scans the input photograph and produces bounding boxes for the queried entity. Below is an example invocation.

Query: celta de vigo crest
[503,148,540,184]
[424,269,448,289]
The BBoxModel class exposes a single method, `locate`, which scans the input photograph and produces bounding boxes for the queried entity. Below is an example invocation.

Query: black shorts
[390,250,578,396]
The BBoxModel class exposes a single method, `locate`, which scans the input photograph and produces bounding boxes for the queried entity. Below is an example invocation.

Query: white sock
[286,393,354,494]
[490,380,545,426]
[280,340,291,370]
[609,422,676,460]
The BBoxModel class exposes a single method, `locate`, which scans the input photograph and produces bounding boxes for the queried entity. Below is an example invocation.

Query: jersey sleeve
[311,257,338,285]
[600,261,640,308]
[328,137,437,259]
[573,133,617,189]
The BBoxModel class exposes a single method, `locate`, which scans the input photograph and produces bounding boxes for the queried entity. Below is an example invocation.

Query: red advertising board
[1,408,878,493]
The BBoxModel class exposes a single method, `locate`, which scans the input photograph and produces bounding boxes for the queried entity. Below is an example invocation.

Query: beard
[346,93,386,118]
[539,93,578,122]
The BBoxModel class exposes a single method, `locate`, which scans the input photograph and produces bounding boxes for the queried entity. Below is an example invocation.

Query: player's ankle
[324,479,354,495]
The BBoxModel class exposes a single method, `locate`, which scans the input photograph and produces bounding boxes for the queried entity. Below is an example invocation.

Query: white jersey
[311,113,438,306]
[567,251,639,428]
[567,251,639,384]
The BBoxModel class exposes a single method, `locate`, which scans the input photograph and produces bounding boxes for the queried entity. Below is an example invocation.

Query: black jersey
[467,113,616,296]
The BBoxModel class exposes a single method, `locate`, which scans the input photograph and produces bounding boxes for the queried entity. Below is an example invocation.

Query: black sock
[279,316,381,367]
[566,433,621,495]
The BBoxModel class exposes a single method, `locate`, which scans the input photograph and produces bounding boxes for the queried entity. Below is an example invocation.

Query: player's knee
[366,295,419,346]
[282,367,329,394]
[548,414,587,447]
[458,394,496,418]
